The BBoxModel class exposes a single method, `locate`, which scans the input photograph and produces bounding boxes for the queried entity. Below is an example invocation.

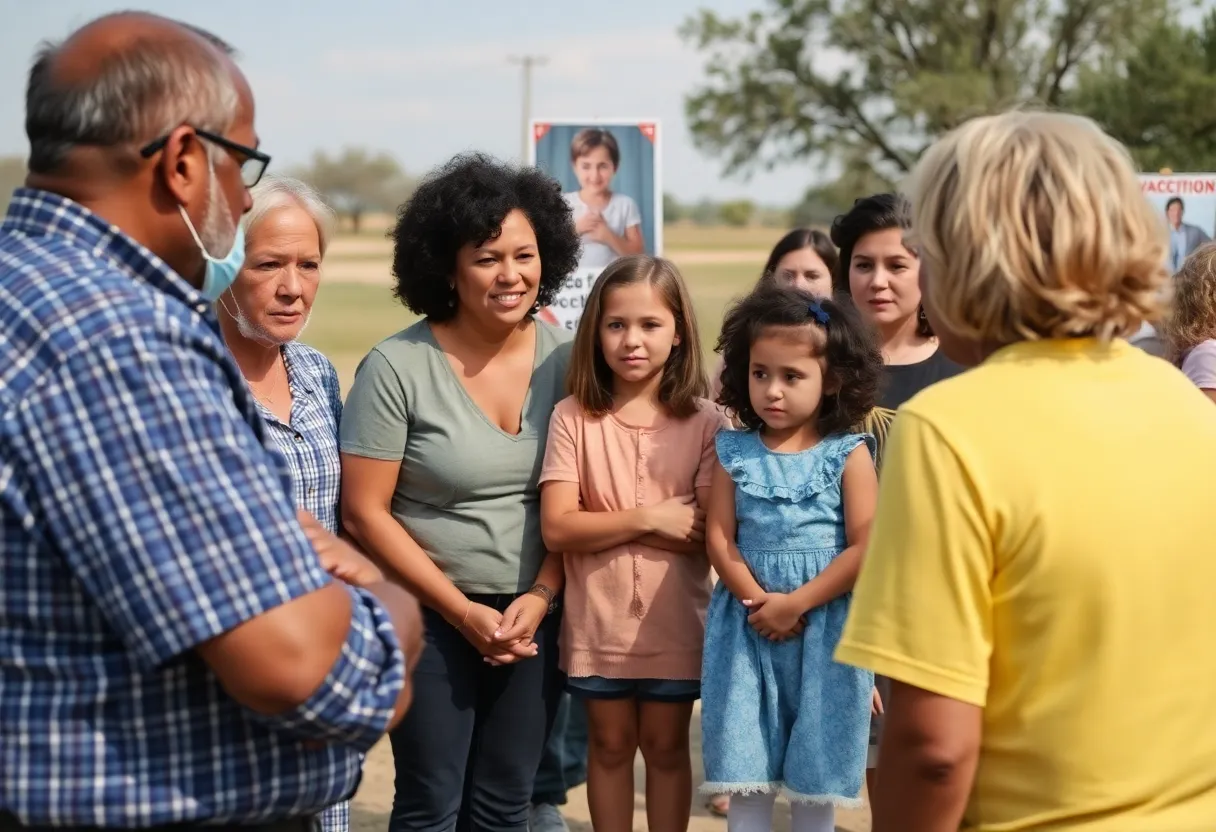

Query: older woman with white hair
[217,174,354,832]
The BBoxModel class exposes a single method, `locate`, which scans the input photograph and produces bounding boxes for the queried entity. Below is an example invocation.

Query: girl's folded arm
[791,445,879,612]
[639,487,709,554]
[706,460,766,602]
[540,480,654,553]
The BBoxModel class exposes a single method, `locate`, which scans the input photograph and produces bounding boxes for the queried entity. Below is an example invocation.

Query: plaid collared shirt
[252,343,349,832]
[257,342,344,535]
[0,189,405,828]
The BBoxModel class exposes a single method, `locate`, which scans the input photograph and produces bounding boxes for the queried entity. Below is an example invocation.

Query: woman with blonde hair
[836,110,1216,831]
[1163,242,1216,403]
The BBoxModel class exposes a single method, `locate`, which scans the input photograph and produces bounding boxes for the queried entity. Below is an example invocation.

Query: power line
[507,55,547,163]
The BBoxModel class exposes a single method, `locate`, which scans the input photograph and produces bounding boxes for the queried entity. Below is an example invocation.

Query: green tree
[791,155,894,226]
[682,0,1172,182]
[1070,10,1216,171]
[718,198,756,227]
[292,148,413,234]
[663,191,684,223]
[688,198,721,226]
[0,156,28,214]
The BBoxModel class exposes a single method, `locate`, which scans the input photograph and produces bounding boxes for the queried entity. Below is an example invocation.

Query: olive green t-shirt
[340,319,572,594]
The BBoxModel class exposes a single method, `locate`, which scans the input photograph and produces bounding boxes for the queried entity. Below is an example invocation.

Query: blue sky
[0,0,817,204]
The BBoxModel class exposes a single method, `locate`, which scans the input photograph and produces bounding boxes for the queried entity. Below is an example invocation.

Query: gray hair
[242,175,337,257]
[25,16,240,173]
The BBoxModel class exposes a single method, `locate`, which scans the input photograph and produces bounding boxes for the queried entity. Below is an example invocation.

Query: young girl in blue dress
[702,287,882,832]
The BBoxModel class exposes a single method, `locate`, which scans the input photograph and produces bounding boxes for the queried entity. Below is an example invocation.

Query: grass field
[307,234,770,389]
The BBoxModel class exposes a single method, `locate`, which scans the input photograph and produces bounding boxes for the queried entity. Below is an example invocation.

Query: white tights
[725,793,835,832]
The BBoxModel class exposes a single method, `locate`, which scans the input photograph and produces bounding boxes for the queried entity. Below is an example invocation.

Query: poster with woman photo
[530,119,662,331]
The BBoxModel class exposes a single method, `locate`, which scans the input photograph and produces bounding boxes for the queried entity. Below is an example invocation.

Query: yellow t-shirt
[836,338,1216,831]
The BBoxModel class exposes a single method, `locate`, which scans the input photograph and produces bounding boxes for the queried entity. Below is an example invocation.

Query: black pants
[389,594,563,832]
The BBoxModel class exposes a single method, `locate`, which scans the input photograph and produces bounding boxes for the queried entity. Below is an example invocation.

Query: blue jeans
[531,692,588,807]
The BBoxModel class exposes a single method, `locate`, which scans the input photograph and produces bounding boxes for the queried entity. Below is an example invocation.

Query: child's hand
[743,592,805,640]
[585,220,613,244]
[643,495,705,542]
[871,686,883,715]
[575,211,603,236]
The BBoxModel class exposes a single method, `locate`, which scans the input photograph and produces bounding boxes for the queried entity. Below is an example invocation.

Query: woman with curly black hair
[700,286,881,832]
[338,153,581,831]
[830,193,962,795]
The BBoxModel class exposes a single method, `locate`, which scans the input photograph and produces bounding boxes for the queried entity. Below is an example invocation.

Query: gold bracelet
[454,600,472,632]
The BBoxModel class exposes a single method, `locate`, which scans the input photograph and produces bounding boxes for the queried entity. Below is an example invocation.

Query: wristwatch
[526,583,559,614]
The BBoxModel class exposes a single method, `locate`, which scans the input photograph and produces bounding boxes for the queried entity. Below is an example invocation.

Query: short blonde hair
[241,175,336,257]
[1163,243,1216,361]
[907,110,1168,344]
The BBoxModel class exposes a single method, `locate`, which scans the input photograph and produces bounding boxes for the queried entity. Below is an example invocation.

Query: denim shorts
[566,675,701,703]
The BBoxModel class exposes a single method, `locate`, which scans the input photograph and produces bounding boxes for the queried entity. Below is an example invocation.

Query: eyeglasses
[140,127,271,188]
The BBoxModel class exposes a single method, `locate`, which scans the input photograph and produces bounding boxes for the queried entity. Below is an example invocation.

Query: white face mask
[218,291,312,347]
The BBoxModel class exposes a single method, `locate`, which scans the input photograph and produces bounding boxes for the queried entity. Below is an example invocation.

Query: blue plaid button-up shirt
[0,189,406,827]
[258,342,344,535]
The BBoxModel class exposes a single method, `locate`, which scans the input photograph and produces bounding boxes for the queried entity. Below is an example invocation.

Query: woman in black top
[830,194,963,462]
[829,193,962,795]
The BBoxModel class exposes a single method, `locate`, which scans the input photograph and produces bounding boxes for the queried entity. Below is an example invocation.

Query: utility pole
[508,55,547,163]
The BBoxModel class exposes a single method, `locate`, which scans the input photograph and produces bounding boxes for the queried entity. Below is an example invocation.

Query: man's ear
[156,125,208,209]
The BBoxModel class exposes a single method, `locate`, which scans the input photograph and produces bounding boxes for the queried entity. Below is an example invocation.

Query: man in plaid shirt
[0,12,421,831]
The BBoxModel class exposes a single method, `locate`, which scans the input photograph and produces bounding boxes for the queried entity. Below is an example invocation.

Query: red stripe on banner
[639,122,656,143]
[533,123,551,142]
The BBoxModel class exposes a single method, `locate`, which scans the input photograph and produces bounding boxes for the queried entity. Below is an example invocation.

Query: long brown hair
[568,254,707,418]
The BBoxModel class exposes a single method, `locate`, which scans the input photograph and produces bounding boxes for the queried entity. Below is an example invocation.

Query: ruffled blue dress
[700,429,875,806]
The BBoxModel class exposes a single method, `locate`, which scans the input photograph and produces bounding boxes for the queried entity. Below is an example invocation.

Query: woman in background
[1163,242,1216,403]
[708,228,838,408]
[830,194,962,462]
[828,193,962,795]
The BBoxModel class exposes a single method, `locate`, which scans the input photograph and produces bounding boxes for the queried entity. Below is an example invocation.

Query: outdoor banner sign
[1139,173,1216,272]
[529,118,662,332]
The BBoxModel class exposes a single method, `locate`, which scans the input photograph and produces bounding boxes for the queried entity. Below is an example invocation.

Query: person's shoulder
[535,319,575,368]
[551,394,585,423]
[285,340,336,373]
[0,251,210,403]
[285,340,339,384]
[365,319,434,361]
[611,192,640,208]
[689,398,731,430]
[536,318,574,347]
[1182,339,1216,371]
[926,348,965,381]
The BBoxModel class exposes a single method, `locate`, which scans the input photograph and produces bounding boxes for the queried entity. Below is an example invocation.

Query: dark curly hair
[829,192,934,338]
[715,287,881,436]
[389,152,580,322]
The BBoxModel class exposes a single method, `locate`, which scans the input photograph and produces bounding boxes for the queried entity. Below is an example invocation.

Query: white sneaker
[529,803,569,832]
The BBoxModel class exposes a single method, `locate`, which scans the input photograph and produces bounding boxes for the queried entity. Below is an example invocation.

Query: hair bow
[808,301,830,324]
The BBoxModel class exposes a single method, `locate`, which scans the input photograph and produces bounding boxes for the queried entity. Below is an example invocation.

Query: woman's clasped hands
[455,593,549,667]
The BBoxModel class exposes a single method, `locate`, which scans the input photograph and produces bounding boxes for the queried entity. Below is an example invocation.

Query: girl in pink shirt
[540,254,728,832]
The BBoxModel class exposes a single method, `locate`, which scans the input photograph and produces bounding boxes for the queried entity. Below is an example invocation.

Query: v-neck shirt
[340,319,573,593]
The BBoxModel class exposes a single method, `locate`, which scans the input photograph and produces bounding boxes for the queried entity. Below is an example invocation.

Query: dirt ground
[349,709,872,832]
